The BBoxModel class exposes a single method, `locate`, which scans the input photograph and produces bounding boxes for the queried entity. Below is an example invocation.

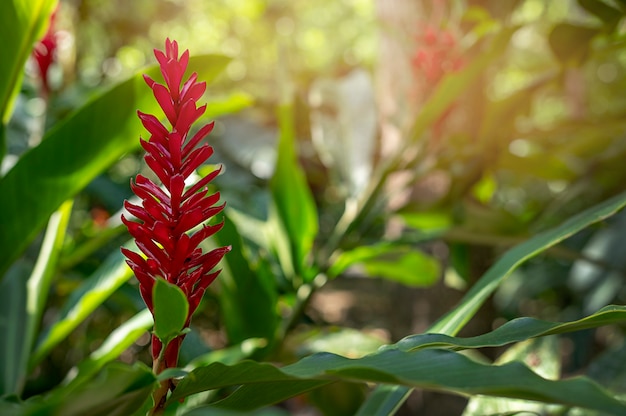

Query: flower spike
[121,39,230,375]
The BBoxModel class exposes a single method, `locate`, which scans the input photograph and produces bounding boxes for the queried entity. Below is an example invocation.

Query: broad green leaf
[214,214,278,347]
[30,242,135,368]
[167,349,626,414]
[548,23,601,66]
[329,244,440,287]
[0,0,57,124]
[392,305,626,352]
[269,104,318,283]
[464,337,561,415]
[359,191,626,414]
[0,262,29,396]
[62,308,153,390]
[166,360,330,407]
[24,362,156,416]
[0,54,231,282]
[153,278,189,345]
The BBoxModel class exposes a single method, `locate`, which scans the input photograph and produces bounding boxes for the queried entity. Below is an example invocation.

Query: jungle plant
[1,1,626,415]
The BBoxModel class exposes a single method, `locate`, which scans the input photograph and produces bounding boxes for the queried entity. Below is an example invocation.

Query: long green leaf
[0,54,230,282]
[269,104,318,283]
[29,242,135,368]
[464,337,561,416]
[359,190,626,414]
[329,243,440,287]
[214,214,278,347]
[0,0,57,124]
[167,349,626,414]
[0,262,29,396]
[24,362,156,416]
[392,305,626,351]
[62,309,153,391]
[431,191,626,335]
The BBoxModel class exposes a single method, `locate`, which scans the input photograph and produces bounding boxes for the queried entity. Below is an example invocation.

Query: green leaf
[464,337,561,415]
[185,338,268,370]
[392,305,626,351]
[25,362,156,416]
[548,23,601,66]
[359,191,626,413]
[269,104,318,283]
[0,0,57,123]
[153,278,189,345]
[291,327,386,359]
[30,242,135,368]
[0,54,230,282]
[18,200,72,395]
[167,349,626,414]
[431,191,626,336]
[354,384,411,416]
[577,0,623,31]
[166,360,330,407]
[329,244,440,288]
[0,262,29,396]
[0,201,72,396]
[62,308,153,391]
[204,92,253,120]
[183,407,289,416]
[214,214,278,347]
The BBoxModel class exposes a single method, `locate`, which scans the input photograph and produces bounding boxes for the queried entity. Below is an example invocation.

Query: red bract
[32,5,59,96]
[411,26,464,85]
[121,39,230,370]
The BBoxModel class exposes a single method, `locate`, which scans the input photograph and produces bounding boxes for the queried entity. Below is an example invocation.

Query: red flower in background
[411,26,465,141]
[412,25,464,85]
[32,5,59,96]
[121,39,230,371]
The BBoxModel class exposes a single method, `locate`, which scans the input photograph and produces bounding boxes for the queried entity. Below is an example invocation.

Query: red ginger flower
[412,26,464,85]
[32,4,59,96]
[121,39,230,371]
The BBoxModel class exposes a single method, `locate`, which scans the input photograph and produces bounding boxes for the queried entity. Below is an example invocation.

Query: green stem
[150,339,170,415]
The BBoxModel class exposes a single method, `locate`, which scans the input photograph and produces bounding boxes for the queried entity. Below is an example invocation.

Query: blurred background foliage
[4,0,626,414]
